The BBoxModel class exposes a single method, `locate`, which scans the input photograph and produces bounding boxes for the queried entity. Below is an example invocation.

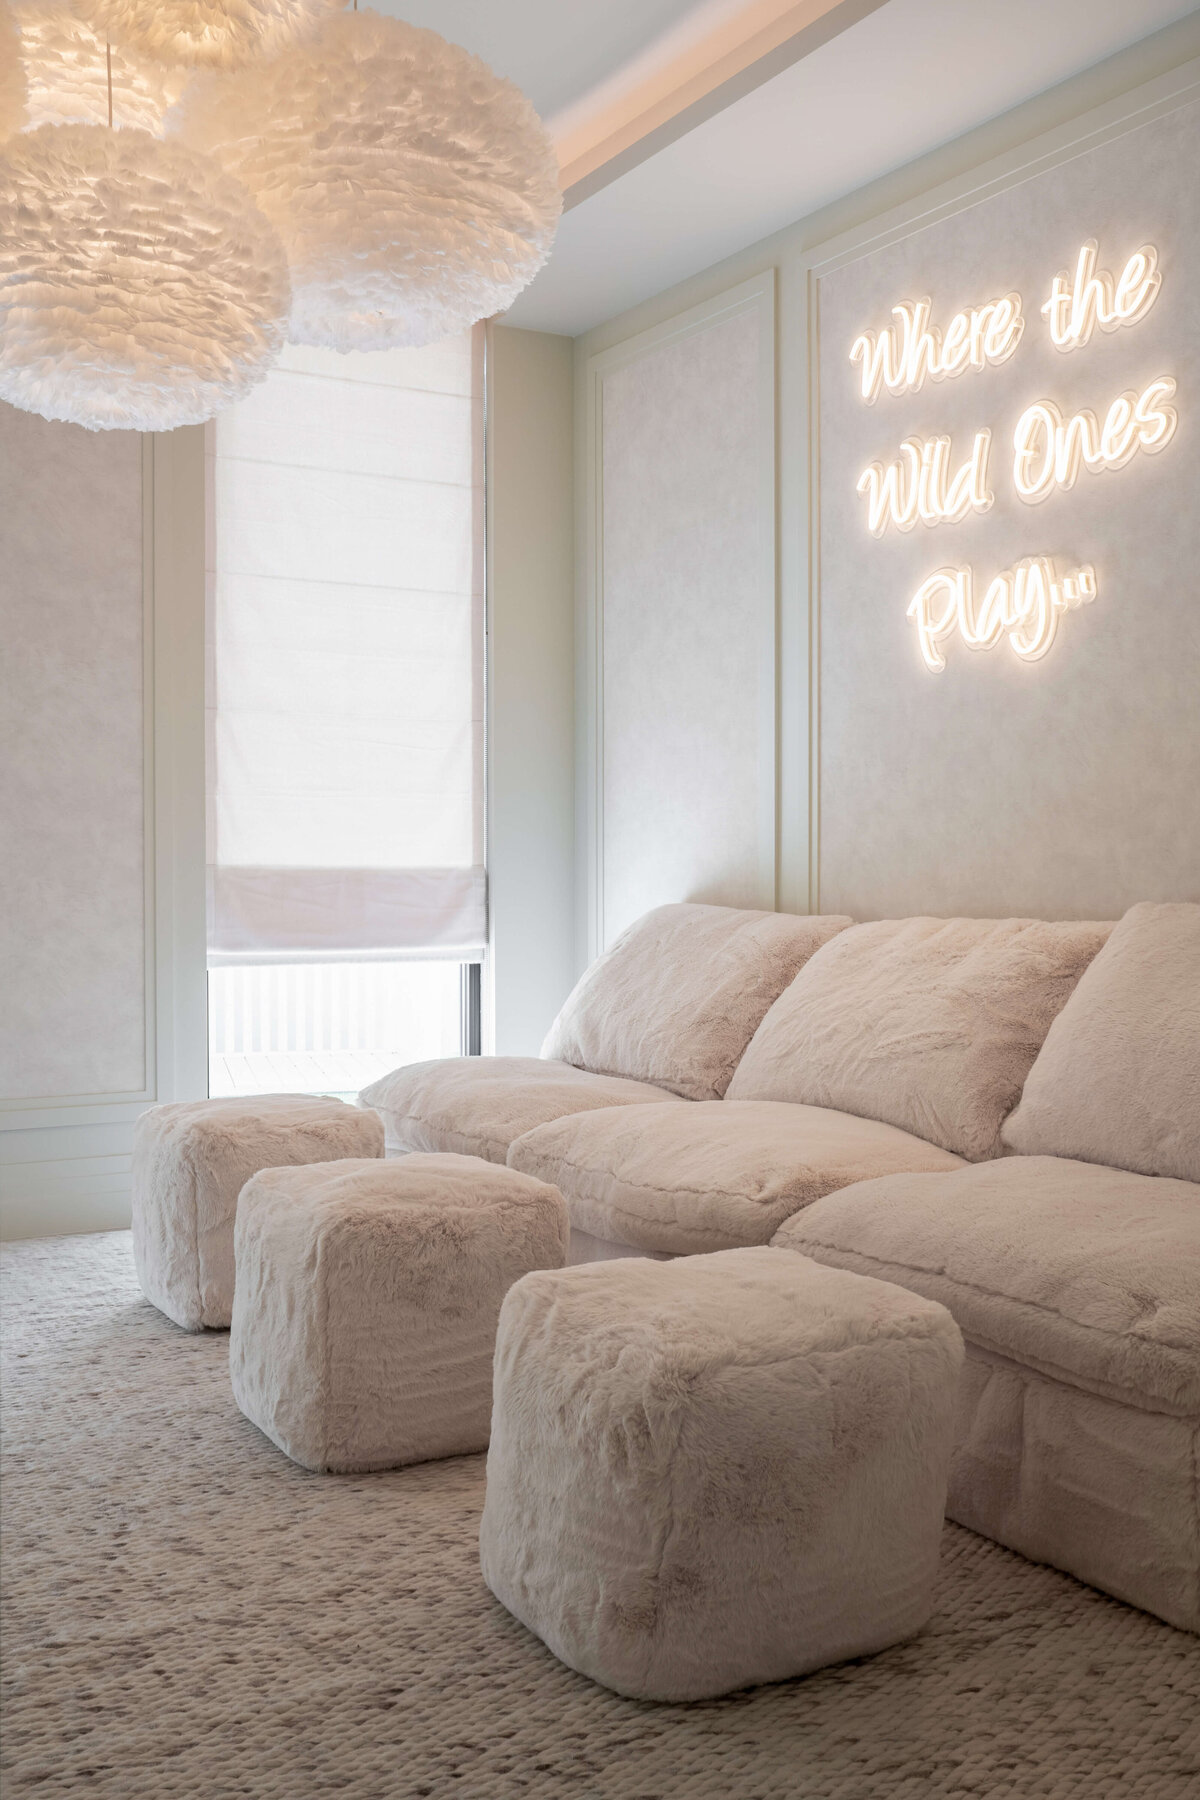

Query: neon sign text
[856,429,992,535]
[849,293,1023,402]
[1012,378,1177,503]
[907,559,1098,672]
[1042,242,1162,351]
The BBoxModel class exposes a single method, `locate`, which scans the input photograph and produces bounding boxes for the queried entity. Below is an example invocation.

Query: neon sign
[1012,379,1176,502]
[846,240,1177,671]
[849,293,1023,402]
[907,559,1098,673]
[1041,242,1162,350]
[857,429,992,536]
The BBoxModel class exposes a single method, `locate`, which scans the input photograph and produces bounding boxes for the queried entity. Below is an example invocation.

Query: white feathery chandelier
[177,8,562,352]
[0,1,28,138]
[0,1,561,429]
[72,0,348,71]
[11,1,186,133]
[0,124,291,430]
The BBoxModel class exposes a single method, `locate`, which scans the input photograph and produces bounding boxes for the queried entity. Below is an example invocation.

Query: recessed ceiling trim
[558,0,891,209]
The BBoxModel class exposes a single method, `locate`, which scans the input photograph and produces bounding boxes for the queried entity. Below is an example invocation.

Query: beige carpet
[2,1233,1197,1800]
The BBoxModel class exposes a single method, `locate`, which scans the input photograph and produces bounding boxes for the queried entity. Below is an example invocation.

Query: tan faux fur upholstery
[773,1157,1200,1416]
[480,1248,963,1701]
[230,1154,568,1473]
[949,1344,1199,1634]
[728,916,1111,1159]
[1002,901,1200,1183]
[359,1056,681,1163]
[541,904,853,1101]
[508,1100,964,1257]
[131,1094,384,1332]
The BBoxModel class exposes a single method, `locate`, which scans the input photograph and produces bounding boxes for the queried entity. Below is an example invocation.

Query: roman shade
[207,329,485,963]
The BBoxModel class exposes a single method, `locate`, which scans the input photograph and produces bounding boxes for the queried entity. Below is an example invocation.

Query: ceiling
[370,0,707,120]
[375,0,1200,337]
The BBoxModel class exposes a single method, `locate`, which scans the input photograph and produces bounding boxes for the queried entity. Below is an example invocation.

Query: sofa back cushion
[727,916,1111,1159]
[541,904,853,1102]
[1002,901,1200,1182]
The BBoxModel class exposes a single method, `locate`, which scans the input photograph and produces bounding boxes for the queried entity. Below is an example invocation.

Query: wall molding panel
[580,272,777,961]
[484,325,578,1055]
[0,418,207,1240]
[800,63,1200,920]
[575,39,1200,936]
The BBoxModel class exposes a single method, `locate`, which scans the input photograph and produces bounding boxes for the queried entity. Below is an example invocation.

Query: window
[206,331,485,1097]
[207,960,465,1102]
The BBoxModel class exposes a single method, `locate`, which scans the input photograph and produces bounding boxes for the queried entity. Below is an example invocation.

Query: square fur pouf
[132,1095,385,1331]
[480,1248,963,1701]
[230,1154,569,1473]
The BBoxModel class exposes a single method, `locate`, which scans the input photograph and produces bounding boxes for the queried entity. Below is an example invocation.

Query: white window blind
[207,329,485,964]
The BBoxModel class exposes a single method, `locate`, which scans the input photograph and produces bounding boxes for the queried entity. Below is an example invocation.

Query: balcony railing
[208,960,467,1100]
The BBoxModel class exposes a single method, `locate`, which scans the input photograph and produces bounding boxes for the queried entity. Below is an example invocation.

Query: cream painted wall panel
[0,406,148,1100]
[1,422,208,1239]
[596,290,775,947]
[814,98,1200,920]
[486,326,577,1051]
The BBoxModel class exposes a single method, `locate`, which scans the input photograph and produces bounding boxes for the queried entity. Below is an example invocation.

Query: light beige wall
[485,326,577,1052]
[576,15,1200,930]
[581,278,777,956]
[814,97,1199,919]
[0,414,208,1240]
[1,410,148,1101]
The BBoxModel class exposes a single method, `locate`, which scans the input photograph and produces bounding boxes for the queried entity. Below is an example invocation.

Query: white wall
[1,415,148,1101]
[575,24,1200,938]
[0,413,208,1240]
[812,96,1199,919]
[580,277,777,954]
[485,326,577,1052]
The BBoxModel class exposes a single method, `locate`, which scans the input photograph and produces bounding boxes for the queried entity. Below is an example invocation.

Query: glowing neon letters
[849,293,1023,401]
[847,236,1177,672]
[907,559,1098,673]
[857,429,992,535]
[1012,378,1177,502]
[1042,241,1162,350]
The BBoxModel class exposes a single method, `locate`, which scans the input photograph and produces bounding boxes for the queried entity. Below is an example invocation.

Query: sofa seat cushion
[542,903,852,1100]
[359,1058,683,1164]
[506,1101,964,1258]
[728,916,1111,1160]
[1002,901,1200,1183]
[773,1156,1200,1416]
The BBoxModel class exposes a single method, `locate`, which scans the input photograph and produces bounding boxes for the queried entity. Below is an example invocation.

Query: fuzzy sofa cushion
[231,1154,569,1473]
[507,1100,964,1257]
[480,1248,963,1701]
[540,903,853,1101]
[131,1094,385,1332]
[727,916,1111,1160]
[1001,901,1200,1183]
[773,1156,1200,1416]
[358,1057,683,1164]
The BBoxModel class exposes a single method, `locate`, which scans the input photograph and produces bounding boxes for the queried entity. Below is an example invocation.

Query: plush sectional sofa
[361,899,1200,1634]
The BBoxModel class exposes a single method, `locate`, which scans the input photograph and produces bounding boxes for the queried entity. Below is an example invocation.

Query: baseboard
[0,1154,133,1241]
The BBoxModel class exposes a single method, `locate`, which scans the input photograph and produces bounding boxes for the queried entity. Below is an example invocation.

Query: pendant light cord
[106,39,113,128]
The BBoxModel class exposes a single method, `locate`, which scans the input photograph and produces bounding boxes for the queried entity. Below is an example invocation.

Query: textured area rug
[2,1232,1198,1800]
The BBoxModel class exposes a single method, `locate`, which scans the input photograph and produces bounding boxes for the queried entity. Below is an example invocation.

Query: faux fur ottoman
[480,1247,963,1701]
[132,1095,384,1331]
[230,1154,570,1473]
